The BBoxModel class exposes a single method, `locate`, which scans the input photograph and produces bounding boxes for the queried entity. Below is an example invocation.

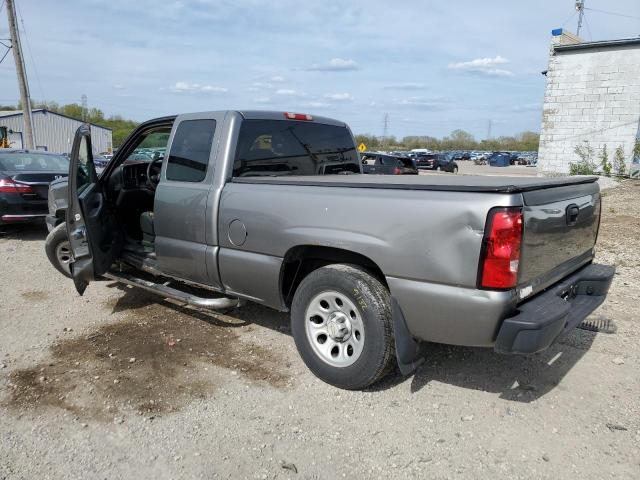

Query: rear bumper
[0,193,48,224]
[495,263,615,354]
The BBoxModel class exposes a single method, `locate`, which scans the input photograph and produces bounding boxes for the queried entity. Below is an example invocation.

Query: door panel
[154,112,226,287]
[66,126,119,294]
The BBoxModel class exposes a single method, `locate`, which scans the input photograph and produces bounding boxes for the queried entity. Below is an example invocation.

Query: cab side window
[166,119,216,182]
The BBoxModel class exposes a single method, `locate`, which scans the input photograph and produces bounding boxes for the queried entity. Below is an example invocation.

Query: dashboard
[121,161,149,189]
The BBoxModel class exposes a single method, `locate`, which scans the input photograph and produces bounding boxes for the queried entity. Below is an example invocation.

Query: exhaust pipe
[104,271,244,310]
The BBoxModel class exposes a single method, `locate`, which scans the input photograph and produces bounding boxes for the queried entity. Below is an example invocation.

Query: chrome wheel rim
[304,290,365,368]
[55,240,72,275]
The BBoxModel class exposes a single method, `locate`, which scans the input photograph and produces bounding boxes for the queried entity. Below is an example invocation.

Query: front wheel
[45,223,73,278]
[291,264,395,389]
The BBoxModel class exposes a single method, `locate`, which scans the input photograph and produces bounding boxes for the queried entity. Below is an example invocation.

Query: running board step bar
[104,271,244,310]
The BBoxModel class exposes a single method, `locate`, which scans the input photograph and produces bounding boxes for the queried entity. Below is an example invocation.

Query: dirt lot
[0,180,638,480]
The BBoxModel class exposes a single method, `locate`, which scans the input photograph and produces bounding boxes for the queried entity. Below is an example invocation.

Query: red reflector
[0,177,34,193]
[480,208,523,289]
[284,112,313,121]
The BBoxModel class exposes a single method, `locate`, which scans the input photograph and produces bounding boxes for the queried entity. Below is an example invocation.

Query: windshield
[0,153,69,172]
[125,130,171,163]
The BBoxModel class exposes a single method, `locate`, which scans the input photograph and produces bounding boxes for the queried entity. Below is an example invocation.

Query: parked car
[434,153,459,173]
[0,149,68,225]
[361,152,418,175]
[488,151,512,167]
[45,110,614,390]
[414,153,437,170]
[93,154,109,171]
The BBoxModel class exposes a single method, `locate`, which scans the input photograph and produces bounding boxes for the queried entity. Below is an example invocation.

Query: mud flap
[392,298,427,375]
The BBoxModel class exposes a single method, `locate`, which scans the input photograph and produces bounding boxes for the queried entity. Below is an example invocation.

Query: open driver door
[66,125,120,295]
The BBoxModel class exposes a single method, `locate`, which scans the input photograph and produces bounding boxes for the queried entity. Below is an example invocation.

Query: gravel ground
[0,180,638,480]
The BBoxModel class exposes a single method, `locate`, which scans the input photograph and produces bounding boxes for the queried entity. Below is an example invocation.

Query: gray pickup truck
[45,110,614,389]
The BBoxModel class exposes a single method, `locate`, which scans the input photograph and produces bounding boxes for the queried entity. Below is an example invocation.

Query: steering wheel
[146,156,163,190]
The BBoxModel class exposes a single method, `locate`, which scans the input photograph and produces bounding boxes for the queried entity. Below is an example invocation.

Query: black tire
[45,223,72,278]
[291,264,395,389]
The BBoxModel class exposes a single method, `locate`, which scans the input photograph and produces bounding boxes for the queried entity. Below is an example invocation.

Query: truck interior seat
[140,211,155,252]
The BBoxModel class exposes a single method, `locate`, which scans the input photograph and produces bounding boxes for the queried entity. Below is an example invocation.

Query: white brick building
[538,35,640,174]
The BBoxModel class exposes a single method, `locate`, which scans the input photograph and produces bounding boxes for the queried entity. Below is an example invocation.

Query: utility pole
[382,113,389,141]
[5,0,34,149]
[486,119,493,140]
[81,94,88,122]
[576,0,585,37]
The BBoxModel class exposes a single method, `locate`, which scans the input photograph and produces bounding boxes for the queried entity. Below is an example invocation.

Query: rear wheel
[45,223,72,278]
[291,264,395,389]
[453,166,459,173]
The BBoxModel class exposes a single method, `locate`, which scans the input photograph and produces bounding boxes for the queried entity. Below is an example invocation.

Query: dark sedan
[434,153,459,173]
[361,152,418,175]
[0,150,68,225]
[414,153,437,170]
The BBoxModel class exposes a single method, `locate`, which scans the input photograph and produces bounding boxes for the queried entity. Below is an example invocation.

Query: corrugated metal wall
[0,110,113,154]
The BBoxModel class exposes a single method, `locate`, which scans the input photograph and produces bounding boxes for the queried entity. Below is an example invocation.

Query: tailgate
[518,181,601,297]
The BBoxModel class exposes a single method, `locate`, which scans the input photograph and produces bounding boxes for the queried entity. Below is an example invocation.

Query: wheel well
[280,245,387,308]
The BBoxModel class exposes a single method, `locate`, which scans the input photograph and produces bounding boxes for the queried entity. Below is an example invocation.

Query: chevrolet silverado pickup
[45,110,614,389]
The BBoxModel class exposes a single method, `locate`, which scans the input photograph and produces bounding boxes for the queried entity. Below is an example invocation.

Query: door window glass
[166,119,216,182]
[76,135,94,193]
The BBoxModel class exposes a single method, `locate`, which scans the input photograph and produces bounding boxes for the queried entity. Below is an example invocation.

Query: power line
[0,43,10,64]
[583,11,593,41]
[15,1,44,100]
[584,7,640,21]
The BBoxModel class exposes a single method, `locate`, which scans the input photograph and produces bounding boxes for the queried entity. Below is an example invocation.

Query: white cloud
[447,55,513,77]
[397,96,447,109]
[324,92,354,102]
[112,84,126,90]
[252,81,274,89]
[304,101,330,108]
[253,96,273,104]
[511,103,541,112]
[167,81,228,93]
[275,88,306,97]
[306,58,360,72]
[384,82,425,90]
[269,75,285,83]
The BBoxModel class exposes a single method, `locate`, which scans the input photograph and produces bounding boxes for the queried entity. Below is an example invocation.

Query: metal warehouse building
[0,109,112,154]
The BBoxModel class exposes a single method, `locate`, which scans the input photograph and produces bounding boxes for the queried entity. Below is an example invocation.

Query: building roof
[0,109,112,131]
[554,37,640,53]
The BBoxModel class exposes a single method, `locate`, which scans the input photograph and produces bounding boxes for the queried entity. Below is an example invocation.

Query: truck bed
[232,173,598,193]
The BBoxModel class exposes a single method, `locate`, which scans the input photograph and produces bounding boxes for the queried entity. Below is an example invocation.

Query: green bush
[613,145,626,177]
[600,145,611,176]
[570,141,597,175]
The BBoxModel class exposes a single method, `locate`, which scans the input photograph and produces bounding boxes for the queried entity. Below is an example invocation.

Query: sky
[0,0,639,139]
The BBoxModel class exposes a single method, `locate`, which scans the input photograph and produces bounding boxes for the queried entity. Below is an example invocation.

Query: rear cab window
[166,119,216,182]
[233,120,360,177]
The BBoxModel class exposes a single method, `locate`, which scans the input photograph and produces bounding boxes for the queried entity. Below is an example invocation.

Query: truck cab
[63,111,361,294]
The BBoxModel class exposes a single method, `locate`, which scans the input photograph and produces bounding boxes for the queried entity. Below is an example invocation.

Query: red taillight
[284,112,313,121]
[479,208,523,289]
[393,167,402,175]
[0,177,34,193]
